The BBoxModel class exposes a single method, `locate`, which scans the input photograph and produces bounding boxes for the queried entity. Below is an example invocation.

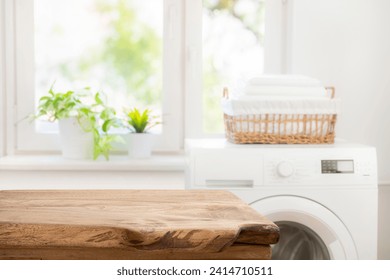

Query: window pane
[203,0,265,133]
[34,0,163,132]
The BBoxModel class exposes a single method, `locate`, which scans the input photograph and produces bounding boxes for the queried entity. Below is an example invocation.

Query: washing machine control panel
[264,153,376,186]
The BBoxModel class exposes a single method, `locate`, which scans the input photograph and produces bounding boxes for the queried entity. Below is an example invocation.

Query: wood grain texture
[0,190,279,259]
[0,245,272,260]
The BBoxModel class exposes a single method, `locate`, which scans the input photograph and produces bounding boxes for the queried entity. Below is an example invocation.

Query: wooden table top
[0,190,279,254]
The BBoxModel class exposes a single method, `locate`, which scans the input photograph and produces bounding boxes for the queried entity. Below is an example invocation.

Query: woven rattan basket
[223,87,337,144]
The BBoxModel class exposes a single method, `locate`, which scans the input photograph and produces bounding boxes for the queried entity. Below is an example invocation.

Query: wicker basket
[223,87,337,144]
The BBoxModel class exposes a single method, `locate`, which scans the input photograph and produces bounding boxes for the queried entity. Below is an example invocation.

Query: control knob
[277,161,295,178]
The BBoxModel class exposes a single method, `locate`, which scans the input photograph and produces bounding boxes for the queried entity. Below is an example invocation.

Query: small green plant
[125,108,160,133]
[35,86,121,160]
[35,86,82,121]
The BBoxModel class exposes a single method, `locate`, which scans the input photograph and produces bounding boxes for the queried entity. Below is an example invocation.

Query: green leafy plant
[125,108,160,133]
[35,86,121,160]
[35,86,82,121]
[91,93,123,160]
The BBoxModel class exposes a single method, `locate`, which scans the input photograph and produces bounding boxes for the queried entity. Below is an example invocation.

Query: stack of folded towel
[243,75,328,98]
[223,75,340,116]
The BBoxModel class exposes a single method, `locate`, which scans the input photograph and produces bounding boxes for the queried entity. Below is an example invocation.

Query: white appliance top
[186,138,374,150]
[186,138,377,187]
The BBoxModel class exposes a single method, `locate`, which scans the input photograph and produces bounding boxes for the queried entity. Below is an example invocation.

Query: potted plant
[124,108,160,158]
[35,86,120,160]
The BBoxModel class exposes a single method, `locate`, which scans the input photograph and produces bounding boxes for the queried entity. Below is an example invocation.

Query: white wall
[0,0,5,157]
[287,0,390,259]
[289,0,390,182]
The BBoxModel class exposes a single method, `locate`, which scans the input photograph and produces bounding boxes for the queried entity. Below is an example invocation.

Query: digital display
[321,160,354,174]
[337,161,354,172]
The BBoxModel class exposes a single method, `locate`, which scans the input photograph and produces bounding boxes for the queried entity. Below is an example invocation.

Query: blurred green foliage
[56,0,264,133]
[59,0,162,106]
[97,0,162,104]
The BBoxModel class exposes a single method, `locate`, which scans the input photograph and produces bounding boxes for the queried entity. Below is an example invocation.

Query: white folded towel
[237,95,329,101]
[247,75,323,87]
[244,85,328,98]
[222,97,341,116]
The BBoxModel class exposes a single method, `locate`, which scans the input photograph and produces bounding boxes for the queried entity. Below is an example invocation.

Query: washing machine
[185,139,378,260]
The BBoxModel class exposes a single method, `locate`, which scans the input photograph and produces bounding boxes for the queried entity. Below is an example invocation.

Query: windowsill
[0,153,186,172]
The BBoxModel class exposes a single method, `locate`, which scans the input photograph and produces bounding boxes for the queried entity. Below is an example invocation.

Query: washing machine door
[250,196,358,260]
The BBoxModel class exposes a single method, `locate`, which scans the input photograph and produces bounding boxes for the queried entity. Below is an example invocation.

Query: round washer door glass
[272,221,330,260]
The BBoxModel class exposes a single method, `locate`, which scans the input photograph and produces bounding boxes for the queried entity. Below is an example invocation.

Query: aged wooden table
[0,190,279,260]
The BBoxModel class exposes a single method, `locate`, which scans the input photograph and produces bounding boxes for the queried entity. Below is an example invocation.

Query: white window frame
[2,0,290,155]
[8,0,184,153]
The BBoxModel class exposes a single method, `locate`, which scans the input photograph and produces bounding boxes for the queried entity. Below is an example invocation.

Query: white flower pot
[128,133,154,159]
[58,117,94,160]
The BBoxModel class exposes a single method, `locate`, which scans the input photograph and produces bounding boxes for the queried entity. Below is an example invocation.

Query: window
[3,0,287,154]
[34,0,163,132]
[13,0,183,152]
[202,0,266,133]
[184,0,287,138]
